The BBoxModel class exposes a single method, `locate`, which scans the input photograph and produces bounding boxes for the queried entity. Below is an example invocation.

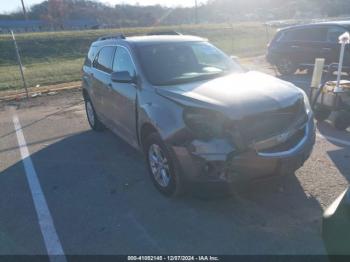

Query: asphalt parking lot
[0,62,349,257]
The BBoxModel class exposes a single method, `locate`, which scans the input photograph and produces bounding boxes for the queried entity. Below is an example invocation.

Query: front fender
[138,99,186,144]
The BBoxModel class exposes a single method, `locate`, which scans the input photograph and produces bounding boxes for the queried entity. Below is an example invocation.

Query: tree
[3,0,350,27]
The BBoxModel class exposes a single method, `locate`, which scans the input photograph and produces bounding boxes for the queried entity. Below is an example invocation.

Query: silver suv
[82,33,315,197]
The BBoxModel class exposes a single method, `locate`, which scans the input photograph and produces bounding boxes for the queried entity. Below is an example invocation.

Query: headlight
[183,108,227,140]
[301,89,312,114]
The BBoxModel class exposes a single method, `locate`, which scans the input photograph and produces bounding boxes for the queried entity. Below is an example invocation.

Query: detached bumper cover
[172,116,315,183]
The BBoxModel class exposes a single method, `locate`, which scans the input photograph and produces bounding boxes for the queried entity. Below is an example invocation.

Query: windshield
[137,42,243,86]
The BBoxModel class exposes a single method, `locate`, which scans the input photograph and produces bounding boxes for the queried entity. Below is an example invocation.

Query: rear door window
[93,46,116,74]
[281,28,327,42]
[84,46,98,66]
[281,29,302,42]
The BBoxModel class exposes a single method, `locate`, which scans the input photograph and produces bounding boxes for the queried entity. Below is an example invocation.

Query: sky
[0,0,207,14]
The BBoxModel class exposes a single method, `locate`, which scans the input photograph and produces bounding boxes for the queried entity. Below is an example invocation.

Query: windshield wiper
[158,72,226,86]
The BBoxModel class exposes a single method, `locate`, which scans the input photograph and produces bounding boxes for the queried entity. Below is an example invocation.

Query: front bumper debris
[172,115,315,184]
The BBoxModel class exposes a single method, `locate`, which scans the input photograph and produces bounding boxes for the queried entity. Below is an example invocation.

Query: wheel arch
[139,122,159,151]
[82,88,89,100]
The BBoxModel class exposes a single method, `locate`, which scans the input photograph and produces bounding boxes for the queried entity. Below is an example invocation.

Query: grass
[0,58,84,91]
[0,22,272,91]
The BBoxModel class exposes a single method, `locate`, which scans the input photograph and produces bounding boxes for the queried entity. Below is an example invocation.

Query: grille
[259,127,306,153]
[226,97,307,147]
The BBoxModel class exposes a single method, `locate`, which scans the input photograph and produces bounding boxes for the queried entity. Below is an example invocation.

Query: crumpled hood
[156,71,304,120]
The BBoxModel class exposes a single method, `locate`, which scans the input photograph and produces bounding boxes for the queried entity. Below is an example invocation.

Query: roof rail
[146,30,182,36]
[98,33,126,41]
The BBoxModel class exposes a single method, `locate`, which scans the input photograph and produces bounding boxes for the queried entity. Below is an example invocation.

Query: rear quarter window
[84,46,98,66]
[92,46,116,74]
[327,27,348,42]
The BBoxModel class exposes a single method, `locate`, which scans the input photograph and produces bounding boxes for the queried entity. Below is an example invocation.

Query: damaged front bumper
[172,115,316,184]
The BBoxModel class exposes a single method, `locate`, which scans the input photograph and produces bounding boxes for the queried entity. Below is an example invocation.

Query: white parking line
[317,133,350,147]
[12,114,66,262]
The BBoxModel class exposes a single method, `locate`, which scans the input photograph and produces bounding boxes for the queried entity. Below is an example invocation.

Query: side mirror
[111,71,135,84]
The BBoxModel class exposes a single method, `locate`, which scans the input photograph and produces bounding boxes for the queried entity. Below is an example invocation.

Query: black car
[82,33,315,196]
[267,21,350,75]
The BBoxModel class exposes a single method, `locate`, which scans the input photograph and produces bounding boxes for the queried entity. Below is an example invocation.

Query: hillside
[2,0,350,26]
[0,22,270,91]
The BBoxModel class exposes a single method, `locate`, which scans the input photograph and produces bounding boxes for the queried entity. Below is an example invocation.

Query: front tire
[85,97,105,131]
[144,133,184,197]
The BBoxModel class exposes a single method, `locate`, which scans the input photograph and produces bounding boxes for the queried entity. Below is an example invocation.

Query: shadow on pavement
[327,148,350,183]
[317,121,350,138]
[314,122,350,189]
[0,130,327,255]
[319,122,350,182]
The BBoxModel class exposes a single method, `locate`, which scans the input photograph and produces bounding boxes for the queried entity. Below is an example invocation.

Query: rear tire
[85,96,105,131]
[276,57,297,76]
[144,133,184,197]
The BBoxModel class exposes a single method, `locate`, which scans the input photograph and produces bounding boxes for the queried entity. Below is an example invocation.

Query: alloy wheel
[86,100,95,127]
[148,144,171,187]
